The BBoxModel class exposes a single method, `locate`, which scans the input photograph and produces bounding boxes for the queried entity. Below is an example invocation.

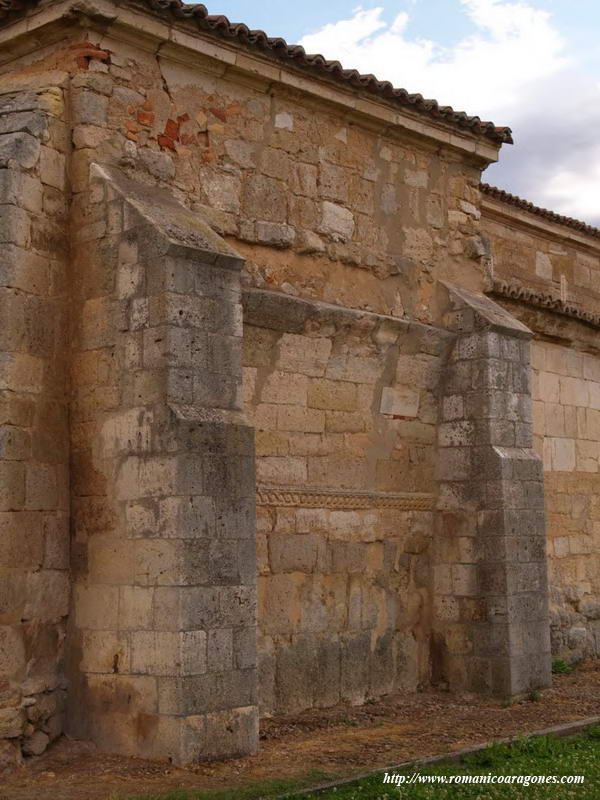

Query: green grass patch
[118,769,336,800]
[284,731,600,799]
[551,659,574,674]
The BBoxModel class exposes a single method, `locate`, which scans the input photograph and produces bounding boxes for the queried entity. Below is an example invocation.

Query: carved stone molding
[489,278,600,329]
[256,485,434,511]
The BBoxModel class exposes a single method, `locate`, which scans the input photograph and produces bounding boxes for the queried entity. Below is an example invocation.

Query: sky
[199,0,600,226]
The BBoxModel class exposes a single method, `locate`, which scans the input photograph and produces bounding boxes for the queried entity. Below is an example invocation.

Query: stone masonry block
[0,110,48,139]
[438,421,474,448]
[74,584,120,630]
[442,395,464,420]
[380,386,420,418]
[201,706,258,761]
[277,405,324,433]
[143,326,191,368]
[158,669,256,715]
[118,586,154,630]
[193,371,241,410]
[39,146,66,191]
[0,133,40,169]
[436,447,471,481]
[207,628,233,672]
[0,425,30,461]
[255,221,295,247]
[0,460,26,509]
[320,201,354,240]
[0,169,43,213]
[0,625,26,681]
[269,534,320,573]
[324,410,364,433]
[158,495,215,538]
[261,371,307,405]
[0,511,44,569]
[276,333,332,378]
[80,630,130,674]
[0,204,30,247]
[307,378,356,411]
[25,463,58,510]
[131,631,207,676]
[23,570,69,623]
[0,245,50,295]
[70,91,109,126]
[234,627,257,671]
[257,456,307,485]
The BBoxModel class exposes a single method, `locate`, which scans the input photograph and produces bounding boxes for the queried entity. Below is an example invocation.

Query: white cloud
[299,1,600,225]
[545,156,600,220]
[300,7,387,56]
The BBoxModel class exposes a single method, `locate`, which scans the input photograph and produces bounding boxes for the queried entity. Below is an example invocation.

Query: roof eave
[0,0,504,166]
[481,184,600,250]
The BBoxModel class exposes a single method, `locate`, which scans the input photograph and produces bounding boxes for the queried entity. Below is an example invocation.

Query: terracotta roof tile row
[481,183,600,240]
[152,1,513,144]
[0,0,513,144]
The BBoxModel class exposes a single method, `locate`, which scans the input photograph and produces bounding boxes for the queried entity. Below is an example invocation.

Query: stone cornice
[242,288,455,349]
[482,193,600,253]
[256,485,434,511]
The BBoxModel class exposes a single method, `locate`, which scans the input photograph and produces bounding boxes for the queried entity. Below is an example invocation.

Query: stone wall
[0,25,490,325]
[0,19,502,717]
[482,193,600,319]
[0,19,498,760]
[1,0,598,766]
[531,339,600,661]
[104,32,487,326]
[242,290,450,714]
[482,196,600,666]
[0,75,70,761]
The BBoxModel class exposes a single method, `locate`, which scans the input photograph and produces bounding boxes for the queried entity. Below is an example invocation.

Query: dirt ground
[2,661,600,800]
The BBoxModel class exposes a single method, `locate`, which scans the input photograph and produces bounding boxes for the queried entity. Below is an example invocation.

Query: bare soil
[2,661,600,800]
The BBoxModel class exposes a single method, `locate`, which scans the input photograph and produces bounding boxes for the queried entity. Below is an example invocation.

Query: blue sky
[209,0,600,61]
[201,1,600,224]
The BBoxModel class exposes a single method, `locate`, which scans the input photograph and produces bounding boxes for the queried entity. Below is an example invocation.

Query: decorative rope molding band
[256,485,435,511]
[488,278,600,329]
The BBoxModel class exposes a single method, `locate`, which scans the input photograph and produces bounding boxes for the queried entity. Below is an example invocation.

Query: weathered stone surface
[319,201,354,240]
[0,0,597,767]
[64,167,257,765]
[0,737,22,768]
[0,133,40,169]
[0,707,25,738]
[22,729,49,755]
[380,386,420,418]
[434,284,551,698]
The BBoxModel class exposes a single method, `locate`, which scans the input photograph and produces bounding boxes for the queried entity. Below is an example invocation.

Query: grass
[285,729,600,799]
[121,729,600,800]
[552,659,575,675]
